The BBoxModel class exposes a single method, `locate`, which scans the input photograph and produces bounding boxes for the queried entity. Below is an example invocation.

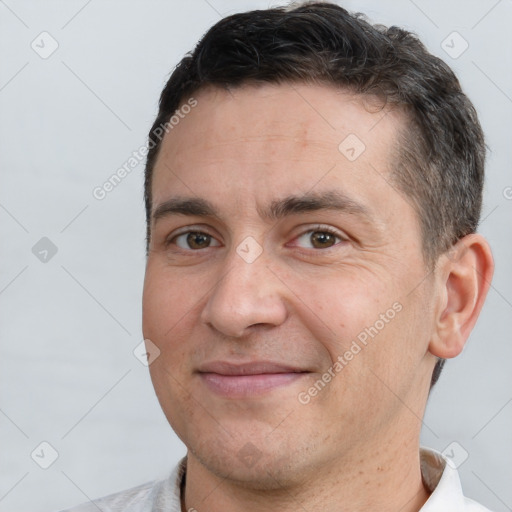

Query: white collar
[419,447,467,510]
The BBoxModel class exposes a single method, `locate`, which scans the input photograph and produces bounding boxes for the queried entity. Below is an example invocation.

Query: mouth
[197,361,310,398]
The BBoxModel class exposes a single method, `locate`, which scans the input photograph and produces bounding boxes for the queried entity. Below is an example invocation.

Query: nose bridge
[200,240,288,337]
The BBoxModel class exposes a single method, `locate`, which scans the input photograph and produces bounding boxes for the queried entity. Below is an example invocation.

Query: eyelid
[285,231,347,259]
[290,223,348,245]
[165,225,221,248]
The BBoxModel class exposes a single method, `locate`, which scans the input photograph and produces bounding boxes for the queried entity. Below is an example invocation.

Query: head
[141,1,493,489]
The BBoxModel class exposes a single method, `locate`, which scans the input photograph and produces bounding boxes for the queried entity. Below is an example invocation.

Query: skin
[142,83,494,512]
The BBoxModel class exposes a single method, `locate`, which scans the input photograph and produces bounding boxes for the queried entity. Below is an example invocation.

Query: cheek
[302,273,389,345]
[142,263,198,358]
[142,266,200,429]
[143,260,191,321]
[302,271,420,390]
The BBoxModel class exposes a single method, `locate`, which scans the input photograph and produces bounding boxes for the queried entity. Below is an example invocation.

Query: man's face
[142,84,438,486]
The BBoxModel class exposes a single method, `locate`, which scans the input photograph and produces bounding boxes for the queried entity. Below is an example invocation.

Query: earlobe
[428,233,494,360]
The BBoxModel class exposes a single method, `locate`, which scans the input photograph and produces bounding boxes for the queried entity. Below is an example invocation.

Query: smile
[197,361,310,398]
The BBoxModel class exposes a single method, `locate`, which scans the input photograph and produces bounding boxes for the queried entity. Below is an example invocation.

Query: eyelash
[165,224,347,252]
[292,225,346,249]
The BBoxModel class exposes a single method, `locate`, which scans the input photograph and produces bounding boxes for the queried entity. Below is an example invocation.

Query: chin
[194,446,302,490]
[184,424,324,490]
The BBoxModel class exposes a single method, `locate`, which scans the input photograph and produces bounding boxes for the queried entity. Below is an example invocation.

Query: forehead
[151,83,409,222]
[162,83,399,155]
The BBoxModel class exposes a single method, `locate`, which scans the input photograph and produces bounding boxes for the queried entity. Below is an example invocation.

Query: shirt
[58,447,493,512]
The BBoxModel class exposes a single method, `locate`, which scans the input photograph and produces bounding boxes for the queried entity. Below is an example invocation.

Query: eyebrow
[152,191,374,225]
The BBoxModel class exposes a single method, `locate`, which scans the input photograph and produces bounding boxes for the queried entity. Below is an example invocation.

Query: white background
[0,1,511,511]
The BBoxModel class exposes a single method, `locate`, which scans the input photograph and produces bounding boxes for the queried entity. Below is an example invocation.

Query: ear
[429,233,494,359]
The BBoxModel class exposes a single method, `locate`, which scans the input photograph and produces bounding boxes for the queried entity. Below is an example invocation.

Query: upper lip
[197,361,309,376]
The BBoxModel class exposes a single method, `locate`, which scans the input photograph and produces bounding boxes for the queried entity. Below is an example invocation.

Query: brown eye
[171,231,221,250]
[310,231,337,248]
[295,228,343,249]
[186,232,211,249]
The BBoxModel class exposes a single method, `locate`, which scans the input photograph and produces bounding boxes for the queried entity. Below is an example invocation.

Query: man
[62,2,494,511]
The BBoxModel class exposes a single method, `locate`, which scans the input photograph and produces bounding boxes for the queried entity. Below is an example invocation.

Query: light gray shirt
[58,447,492,511]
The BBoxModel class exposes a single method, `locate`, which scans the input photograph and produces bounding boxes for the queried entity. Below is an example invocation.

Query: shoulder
[57,457,186,512]
[57,480,157,511]
[463,496,494,512]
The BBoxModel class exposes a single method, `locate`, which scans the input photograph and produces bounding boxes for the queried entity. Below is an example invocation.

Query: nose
[200,245,289,338]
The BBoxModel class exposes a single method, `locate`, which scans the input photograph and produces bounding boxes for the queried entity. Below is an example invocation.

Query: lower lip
[199,372,307,398]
